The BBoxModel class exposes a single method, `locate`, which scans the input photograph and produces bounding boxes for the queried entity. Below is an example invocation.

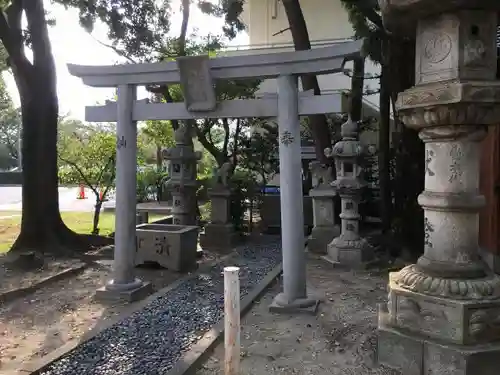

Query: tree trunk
[92,198,102,235]
[378,61,392,233]
[282,0,332,164]
[14,92,78,250]
[3,0,99,255]
[350,57,364,122]
[156,145,162,170]
[11,79,83,253]
[390,39,424,256]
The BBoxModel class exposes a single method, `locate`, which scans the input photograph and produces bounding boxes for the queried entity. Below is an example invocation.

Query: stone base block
[200,223,239,253]
[95,280,153,303]
[269,292,320,315]
[378,314,500,375]
[385,270,500,345]
[324,235,373,268]
[307,225,340,254]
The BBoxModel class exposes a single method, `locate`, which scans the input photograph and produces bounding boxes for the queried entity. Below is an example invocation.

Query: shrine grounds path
[197,257,401,375]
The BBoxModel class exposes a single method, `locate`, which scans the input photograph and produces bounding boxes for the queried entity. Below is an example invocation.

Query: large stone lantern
[162,124,202,226]
[325,117,373,266]
[377,1,500,374]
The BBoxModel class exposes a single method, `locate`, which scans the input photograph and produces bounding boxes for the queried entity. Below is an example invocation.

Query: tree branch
[148,0,191,130]
[231,119,243,168]
[23,0,55,85]
[194,124,222,164]
[101,158,117,200]
[0,1,33,94]
[58,155,99,196]
[0,1,21,56]
[91,35,137,64]
[221,118,230,156]
[178,0,190,56]
[95,155,115,189]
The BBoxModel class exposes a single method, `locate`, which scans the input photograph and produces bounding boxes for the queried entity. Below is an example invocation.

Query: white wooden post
[270,75,318,313]
[96,84,152,302]
[224,266,240,375]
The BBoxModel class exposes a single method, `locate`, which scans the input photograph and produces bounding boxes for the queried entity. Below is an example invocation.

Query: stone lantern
[324,117,373,266]
[325,117,373,267]
[377,2,500,374]
[162,124,202,226]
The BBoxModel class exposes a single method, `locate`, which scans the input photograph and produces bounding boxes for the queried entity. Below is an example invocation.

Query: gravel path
[39,239,282,375]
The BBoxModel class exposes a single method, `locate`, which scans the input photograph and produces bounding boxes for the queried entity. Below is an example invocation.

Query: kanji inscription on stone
[154,235,170,256]
[177,55,217,112]
[117,136,127,150]
[280,130,294,146]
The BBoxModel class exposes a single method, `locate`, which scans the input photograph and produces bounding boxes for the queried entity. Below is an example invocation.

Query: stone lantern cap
[379,0,500,32]
[162,148,202,161]
[331,116,363,158]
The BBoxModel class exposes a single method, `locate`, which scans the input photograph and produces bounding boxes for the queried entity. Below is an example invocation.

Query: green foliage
[136,165,168,202]
[142,120,175,148]
[238,121,279,185]
[339,0,384,64]
[229,169,256,232]
[60,0,245,63]
[198,0,246,39]
[0,74,21,169]
[58,125,118,234]
[58,129,116,192]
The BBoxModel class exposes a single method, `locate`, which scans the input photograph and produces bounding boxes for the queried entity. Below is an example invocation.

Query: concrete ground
[197,256,401,375]
[0,186,102,212]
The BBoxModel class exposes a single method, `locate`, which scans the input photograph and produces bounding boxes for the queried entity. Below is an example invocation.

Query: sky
[2,1,249,121]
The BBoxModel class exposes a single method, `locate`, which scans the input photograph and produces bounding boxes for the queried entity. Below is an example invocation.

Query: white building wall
[238,0,381,110]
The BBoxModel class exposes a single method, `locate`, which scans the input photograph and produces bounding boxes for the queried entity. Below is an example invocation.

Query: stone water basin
[135,224,199,272]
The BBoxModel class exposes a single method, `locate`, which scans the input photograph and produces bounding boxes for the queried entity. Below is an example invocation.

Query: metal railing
[222,37,354,53]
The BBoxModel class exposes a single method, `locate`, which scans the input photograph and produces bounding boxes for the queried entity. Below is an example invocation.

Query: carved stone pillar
[307,158,340,255]
[324,117,373,267]
[162,124,201,226]
[377,3,500,374]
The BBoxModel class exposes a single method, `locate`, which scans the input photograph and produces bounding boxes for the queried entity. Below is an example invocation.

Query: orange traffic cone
[77,184,87,199]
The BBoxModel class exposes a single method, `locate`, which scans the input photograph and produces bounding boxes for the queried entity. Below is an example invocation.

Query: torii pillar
[96,84,153,302]
[269,75,319,314]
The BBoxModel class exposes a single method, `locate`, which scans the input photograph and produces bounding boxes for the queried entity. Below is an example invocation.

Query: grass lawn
[0,211,167,253]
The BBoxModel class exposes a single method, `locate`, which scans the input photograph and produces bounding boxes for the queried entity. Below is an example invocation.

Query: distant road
[0,186,98,212]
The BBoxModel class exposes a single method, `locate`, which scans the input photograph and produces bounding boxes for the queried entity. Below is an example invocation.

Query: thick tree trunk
[10,77,83,253]
[282,0,332,164]
[4,0,103,254]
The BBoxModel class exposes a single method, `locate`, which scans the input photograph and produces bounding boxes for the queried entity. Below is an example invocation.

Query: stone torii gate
[67,40,362,311]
